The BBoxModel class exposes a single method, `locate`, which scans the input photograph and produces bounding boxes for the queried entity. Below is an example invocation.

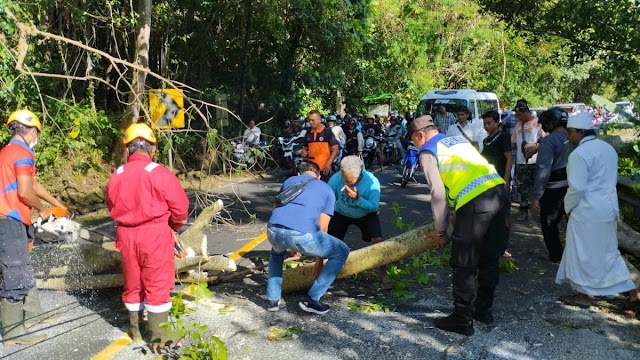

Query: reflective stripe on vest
[420,134,504,210]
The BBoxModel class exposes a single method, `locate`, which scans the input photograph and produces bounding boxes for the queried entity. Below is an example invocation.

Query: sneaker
[298,296,330,315]
[267,299,281,312]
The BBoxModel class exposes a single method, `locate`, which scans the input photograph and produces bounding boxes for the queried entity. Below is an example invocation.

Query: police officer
[412,115,509,336]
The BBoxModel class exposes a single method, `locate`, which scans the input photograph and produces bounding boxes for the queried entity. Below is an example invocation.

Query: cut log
[175,256,210,273]
[282,225,434,293]
[199,255,237,272]
[618,220,640,258]
[32,242,121,278]
[179,200,224,255]
[623,257,640,289]
[37,273,124,290]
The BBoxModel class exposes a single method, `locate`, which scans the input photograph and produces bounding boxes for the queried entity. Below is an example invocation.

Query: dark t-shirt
[481,130,511,177]
[303,126,338,169]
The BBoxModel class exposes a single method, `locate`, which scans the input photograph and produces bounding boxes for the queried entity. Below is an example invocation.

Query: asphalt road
[6,167,638,360]
[0,165,430,360]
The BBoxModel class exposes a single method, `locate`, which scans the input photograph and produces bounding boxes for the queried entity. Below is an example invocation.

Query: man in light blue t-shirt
[327,155,389,289]
[266,161,349,315]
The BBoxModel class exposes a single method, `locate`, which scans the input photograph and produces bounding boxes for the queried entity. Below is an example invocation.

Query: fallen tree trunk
[32,242,122,278]
[282,224,434,293]
[618,220,640,258]
[37,273,124,290]
[180,200,224,255]
[32,200,237,290]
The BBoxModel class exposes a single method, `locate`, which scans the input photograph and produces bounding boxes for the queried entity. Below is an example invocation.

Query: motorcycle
[230,139,269,169]
[382,135,400,165]
[277,136,304,174]
[400,140,420,188]
[362,134,381,169]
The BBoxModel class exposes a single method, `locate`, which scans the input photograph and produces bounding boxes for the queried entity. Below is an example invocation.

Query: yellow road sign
[149,89,185,128]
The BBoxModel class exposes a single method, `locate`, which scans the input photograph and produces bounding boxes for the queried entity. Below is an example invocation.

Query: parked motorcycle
[230,139,269,169]
[400,140,419,188]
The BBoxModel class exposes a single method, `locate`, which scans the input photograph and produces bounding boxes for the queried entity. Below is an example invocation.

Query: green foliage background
[0,0,638,179]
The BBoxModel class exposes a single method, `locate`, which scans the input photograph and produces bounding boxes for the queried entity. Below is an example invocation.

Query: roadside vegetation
[0,0,638,210]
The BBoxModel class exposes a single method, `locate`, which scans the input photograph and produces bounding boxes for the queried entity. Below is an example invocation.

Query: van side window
[477,100,499,117]
[469,100,477,120]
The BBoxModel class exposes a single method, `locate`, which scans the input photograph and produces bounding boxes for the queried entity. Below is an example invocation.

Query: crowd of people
[269,105,640,337]
[0,103,637,351]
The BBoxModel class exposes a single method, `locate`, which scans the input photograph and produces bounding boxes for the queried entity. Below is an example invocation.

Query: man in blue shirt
[327,155,389,289]
[266,161,349,315]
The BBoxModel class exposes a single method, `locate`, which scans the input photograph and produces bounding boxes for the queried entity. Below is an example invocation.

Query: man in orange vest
[0,110,67,345]
[301,110,339,181]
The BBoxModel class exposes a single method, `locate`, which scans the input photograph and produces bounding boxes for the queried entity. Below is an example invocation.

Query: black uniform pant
[450,186,509,318]
[0,218,35,302]
[539,186,567,262]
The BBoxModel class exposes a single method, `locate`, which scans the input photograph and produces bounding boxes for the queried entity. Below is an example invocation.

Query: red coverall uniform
[106,153,189,313]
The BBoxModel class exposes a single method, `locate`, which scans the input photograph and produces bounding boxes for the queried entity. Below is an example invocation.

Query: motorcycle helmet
[538,107,569,133]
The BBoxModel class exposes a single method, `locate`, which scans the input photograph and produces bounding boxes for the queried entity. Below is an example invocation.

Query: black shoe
[472,312,494,324]
[434,313,474,336]
[298,296,330,315]
[267,299,281,312]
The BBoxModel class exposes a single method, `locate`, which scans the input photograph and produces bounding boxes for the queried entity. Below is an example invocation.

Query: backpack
[273,178,315,207]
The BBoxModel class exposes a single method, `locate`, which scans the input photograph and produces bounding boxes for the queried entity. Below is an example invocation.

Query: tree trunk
[618,220,640,258]
[179,200,225,255]
[282,225,435,293]
[114,0,152,165]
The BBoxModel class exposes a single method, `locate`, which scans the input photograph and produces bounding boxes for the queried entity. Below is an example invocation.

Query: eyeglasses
[456,113,467,116]
[515,107,528,113]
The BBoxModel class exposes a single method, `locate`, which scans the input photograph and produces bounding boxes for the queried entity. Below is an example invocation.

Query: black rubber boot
[473,286,495,324]
[23,287,61,328]
[147,311,182,351]
[128,310,145,343]
[1,298,48,346]
[434,305,475,336]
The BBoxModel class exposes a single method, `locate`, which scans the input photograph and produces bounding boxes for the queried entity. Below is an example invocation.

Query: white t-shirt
[511,120,544,164]
[446,121,487,151]
[243,127,261,145]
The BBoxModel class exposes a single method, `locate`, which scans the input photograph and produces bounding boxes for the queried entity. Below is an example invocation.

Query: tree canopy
[0,0,637,176]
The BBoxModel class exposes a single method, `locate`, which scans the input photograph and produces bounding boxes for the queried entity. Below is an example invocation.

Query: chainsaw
[34,207,82,245]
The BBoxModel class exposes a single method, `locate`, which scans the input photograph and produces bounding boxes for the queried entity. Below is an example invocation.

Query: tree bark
[618,220,640,258]
[282,225,435,293]
[114,0,152,165]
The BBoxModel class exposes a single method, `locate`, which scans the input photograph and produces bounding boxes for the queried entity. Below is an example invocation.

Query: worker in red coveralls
[106,123,189,351]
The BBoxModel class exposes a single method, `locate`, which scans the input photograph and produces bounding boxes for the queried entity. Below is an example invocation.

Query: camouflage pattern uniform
[515,164,536,212]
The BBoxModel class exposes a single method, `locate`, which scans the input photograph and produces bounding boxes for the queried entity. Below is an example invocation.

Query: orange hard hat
[6,110,42,132]
[123,123,157,145]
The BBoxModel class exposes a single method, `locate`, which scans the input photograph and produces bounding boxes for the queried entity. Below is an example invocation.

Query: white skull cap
[567,112,593,129]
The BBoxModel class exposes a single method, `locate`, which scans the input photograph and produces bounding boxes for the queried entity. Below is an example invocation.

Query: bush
[618,140,640,176]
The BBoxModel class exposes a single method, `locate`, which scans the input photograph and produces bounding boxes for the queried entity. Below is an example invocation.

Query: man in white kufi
[555,111,636,308]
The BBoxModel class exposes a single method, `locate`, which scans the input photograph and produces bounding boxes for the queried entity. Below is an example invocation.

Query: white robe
[555,136,635,296]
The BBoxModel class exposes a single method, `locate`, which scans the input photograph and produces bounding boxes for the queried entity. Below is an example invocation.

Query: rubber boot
[128,310,145,343]
[433,305,475,336]
[147,311,182,351]
[23,287,61,328]
[473,286,495,324]
[1,298,48,346]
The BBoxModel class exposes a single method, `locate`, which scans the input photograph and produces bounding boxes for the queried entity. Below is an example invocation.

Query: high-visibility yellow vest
[419,134,504,210]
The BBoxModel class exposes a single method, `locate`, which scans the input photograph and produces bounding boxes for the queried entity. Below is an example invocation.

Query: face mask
[29,136,39,150]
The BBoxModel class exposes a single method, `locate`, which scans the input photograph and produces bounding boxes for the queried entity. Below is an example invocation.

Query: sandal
[558,294,591,309]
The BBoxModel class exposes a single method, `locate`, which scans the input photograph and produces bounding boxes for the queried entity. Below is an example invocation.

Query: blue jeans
[266,224,349,302]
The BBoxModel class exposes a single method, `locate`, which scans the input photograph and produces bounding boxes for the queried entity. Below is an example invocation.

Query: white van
[416,89,501,123]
